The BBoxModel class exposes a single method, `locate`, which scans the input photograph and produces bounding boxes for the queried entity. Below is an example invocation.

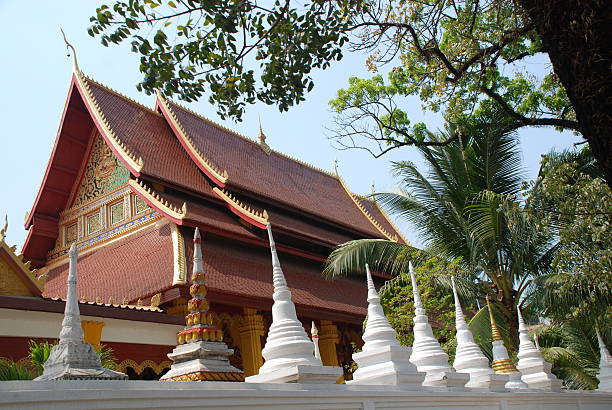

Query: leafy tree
[88,0,612,182]
[377,249,463,359]
[324,112,554,343]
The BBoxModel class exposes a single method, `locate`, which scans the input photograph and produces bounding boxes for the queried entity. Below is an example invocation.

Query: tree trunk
[518,0,612,184]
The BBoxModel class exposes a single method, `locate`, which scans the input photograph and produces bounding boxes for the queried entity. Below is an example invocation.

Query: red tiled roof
[162,100,390,238]
[186,234,367,317]
[43,223,175,303]
[357,196,407,244]
[83,78,215,199]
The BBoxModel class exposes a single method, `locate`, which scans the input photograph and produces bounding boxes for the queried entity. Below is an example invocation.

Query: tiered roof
[23,69,406,320]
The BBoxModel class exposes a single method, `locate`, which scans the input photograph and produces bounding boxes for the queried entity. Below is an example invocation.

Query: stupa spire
[35,244,126,380]
[245,224,341,383]
[515,306,563,390]
[348,264,424,387]
[486,297,527,389]
[311,322,321,360]
[596,329,612,391]
[161,228,243,381]
[451,277,506,391]
[408,264,468,389]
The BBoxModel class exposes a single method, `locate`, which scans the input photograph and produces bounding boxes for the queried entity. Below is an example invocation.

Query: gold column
[239,308,265,376]
[318,320,340,367]
[81,320,105,345]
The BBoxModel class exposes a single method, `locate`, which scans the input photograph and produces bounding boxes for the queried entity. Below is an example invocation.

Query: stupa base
[423,370,469,390]
[246,364,342,384]
[521,372,563,391]
[466,373,508,392]
[348,345,425,388]
[504,371,529,389]
[161,341,243,381]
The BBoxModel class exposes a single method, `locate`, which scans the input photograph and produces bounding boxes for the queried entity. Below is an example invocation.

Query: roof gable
[0,221,45,297]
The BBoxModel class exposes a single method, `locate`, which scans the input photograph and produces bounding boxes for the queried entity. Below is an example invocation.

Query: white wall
[0,381,611,410]
[0,308,182,345]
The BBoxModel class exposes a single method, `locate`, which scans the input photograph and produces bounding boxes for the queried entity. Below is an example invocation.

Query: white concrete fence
[1,380,612,410]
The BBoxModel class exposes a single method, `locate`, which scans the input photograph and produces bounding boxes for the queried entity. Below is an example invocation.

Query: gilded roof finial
[60,28,79,72]
[0,215,7,242]
[486,296,503,341]
[258,115,271,154]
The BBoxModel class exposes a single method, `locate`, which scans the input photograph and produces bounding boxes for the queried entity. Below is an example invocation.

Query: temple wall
[0,381,610,409]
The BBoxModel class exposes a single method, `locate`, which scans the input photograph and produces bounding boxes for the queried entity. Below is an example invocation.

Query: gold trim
[45,212,162,265]
[171,224,187,285]
[163,371,244,382]
[334,166,397,241]
[75,71,144,173]
[129,179,187,220]
[117,359,172,375]
[157,92,229,184]
[358,193,410,245]
[61,185,130,220]
[0,233,46,292]
[212,187,269,226]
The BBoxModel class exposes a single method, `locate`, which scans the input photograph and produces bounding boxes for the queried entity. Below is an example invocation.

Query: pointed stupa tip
[267,223,287,289]
[517,306,527,331]
[409,262,422,308]
[365,264,379,302]
[486,297,503,342]
[451,275,467,325]
[193,227,203,274]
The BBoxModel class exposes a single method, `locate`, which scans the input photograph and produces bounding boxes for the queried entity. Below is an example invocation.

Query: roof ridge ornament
[60,28,79,72]
[258,116,271,155]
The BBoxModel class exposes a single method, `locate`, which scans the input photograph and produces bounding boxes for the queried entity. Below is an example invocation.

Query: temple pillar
[239,308,264,376]
[318,320,340,367]
[81,320,105,345]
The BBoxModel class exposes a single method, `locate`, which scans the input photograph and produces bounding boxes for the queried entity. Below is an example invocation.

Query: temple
[0,67,406,379]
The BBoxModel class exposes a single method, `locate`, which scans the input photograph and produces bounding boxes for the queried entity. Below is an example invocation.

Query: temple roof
[42,222,366,322]
[23,70,406,269]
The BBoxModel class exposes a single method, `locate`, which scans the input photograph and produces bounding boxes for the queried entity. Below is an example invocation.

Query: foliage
[0,359,33,381]
[377,249,463,359]
[523,148,612,323]
[325,112,560,354]
[533,321,607,390]
[89,0,361,120]
[27,340,119,372]
[28,340,54,375]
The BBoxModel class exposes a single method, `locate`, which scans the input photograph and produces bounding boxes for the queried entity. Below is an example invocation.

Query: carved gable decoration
[0,224,45,297]
[72,134,130,207]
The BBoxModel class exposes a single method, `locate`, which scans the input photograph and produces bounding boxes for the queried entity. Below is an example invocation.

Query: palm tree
[324,113,554,343]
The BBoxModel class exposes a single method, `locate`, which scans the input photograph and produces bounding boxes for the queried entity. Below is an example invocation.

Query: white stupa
[516,306,563,391]
[451,276,507,391]
[596,329,612,392]
[347,264,425,387]
[311,321,321,360]
[245,224,342,383]
[35,244,127,380]
[408,264,468,389]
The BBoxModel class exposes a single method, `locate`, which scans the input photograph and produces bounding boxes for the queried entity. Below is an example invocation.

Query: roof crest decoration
[83,76,162,116]
[356,192,410,245]
[156,92,229,186]
[129,179,187,220]
[75,71,144,173]
[212,187,269,228]
[334,161,398,242]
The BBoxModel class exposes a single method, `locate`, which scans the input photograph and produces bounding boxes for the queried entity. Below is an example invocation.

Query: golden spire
[258,116,271,154]
[60,28,79,72]
[487,296,519,374]
[486,296,503,341]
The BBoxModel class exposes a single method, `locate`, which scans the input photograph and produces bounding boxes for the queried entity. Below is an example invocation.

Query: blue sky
[0,1,581,248]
